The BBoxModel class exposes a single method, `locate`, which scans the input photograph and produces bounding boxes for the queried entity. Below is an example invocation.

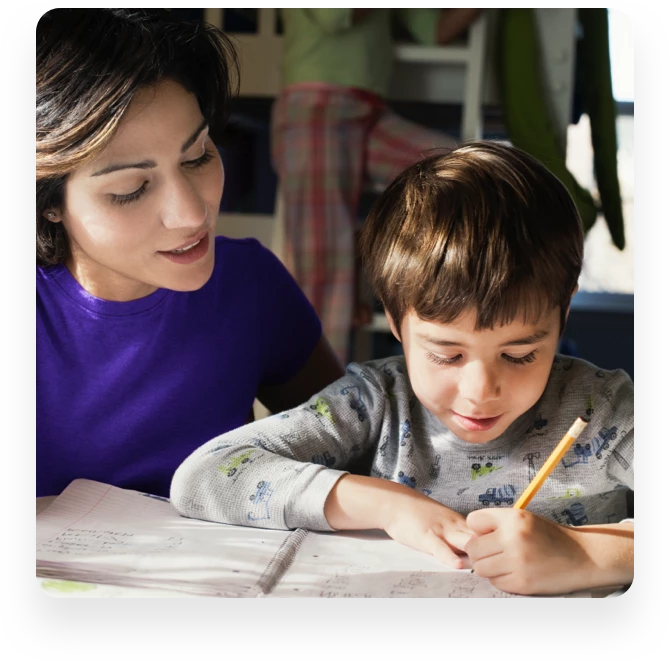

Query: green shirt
[280,8,440,97]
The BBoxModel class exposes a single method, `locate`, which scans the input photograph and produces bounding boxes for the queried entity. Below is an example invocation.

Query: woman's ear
[384,310,402,343]
[43,209,62,223]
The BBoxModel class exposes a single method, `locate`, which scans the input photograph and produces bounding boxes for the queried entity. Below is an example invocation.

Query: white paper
[37,479,290,597]
[37,479,593,598]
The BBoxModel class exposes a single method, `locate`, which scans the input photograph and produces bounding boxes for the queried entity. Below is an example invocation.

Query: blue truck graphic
[400,419,411,446]
[526,416,548,434]
[562,442,593,467]
[379,435,390,457]
[248,481,274,522]
[312,451,336,467]
[396,471,417,489]
[589,427,617,459]
[562,502,588,526]
[340,385,367,421]
[478,485,516,506]
[562,426,617,467]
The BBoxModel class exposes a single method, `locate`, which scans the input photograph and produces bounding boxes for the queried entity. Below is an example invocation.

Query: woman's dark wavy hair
[36,9,239,266]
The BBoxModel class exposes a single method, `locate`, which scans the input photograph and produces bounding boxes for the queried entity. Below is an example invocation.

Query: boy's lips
[452,412,503,432]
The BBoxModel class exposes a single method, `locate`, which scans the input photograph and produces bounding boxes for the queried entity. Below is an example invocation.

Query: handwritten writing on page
[271,530,594,598]
[36,479,291,597]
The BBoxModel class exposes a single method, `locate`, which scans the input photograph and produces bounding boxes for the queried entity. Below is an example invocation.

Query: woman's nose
[161,175,207,229]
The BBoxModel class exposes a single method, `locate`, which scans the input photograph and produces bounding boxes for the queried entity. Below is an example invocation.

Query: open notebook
[36,479,594,598]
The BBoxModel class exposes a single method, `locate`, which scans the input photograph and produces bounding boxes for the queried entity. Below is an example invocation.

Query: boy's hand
[324,474,473,568]
[383,494,474,569]
[464,508,619,595]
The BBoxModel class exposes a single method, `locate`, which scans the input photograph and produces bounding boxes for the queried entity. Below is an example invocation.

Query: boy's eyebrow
[90,119,209,177]
[503,330,550,346]
[418,330,550,347]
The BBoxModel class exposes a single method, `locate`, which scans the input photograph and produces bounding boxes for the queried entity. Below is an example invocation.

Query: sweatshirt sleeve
[171,364,388,531]
[601,371,634,491]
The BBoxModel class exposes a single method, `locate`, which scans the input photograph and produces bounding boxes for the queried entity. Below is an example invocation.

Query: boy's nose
[460,362,501,405]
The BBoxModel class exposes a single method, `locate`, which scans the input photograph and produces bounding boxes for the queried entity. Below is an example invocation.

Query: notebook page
[36,479,292,597]
[270,530,592,598]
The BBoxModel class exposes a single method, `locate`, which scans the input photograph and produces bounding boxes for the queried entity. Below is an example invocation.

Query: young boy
[171,142,633,596]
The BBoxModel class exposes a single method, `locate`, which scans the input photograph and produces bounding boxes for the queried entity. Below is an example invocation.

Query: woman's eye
[426,352,461,366]
[107,149,215,206]
[503,350,537,365]
[183,149,215,169]
[110,181,149,206]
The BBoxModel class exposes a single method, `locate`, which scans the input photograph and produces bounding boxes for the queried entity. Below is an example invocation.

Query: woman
[37,9,344,498]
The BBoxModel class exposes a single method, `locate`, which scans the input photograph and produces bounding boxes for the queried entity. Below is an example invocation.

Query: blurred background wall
[172,8,633,379]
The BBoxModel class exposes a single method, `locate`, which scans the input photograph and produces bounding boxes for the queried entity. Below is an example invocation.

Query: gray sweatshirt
[171,355,634,532]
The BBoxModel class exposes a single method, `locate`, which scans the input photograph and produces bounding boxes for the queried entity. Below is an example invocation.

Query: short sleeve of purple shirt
[37,237,322,498]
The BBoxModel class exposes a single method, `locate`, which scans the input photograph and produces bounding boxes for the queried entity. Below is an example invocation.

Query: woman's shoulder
[212,236,283,274]
[207,236,312,314]
[214,235,267,256]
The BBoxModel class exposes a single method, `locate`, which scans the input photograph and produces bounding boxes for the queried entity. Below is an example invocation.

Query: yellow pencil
[513,416,589,510]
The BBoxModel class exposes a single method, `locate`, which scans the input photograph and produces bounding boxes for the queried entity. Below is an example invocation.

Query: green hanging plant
[497,8,625,249]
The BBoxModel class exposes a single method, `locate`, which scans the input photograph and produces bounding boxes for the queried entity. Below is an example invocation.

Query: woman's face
[56,79,224,301]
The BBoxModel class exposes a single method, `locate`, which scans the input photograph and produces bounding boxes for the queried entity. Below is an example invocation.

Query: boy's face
[391,307,562,444]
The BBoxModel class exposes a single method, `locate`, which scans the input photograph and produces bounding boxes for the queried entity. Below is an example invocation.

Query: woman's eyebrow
[180,118,209,153]
[90,119,209,177]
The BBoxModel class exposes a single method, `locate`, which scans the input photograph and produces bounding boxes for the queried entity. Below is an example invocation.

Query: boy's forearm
[324,474,417,531]
[572,522,634,589]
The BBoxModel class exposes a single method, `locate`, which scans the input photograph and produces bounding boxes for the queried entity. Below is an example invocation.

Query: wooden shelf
[394,43,472,65]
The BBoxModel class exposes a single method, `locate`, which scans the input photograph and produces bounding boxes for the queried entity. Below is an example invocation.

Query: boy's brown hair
[359,141,584,336]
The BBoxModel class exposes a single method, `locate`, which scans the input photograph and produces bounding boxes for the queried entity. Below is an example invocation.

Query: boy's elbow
[169,471,188,516]
[170,460,205,519]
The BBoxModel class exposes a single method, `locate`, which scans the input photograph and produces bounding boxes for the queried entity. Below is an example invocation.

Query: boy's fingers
[466,507,509,534]
[446,528,474,552]
[429,533,465,569]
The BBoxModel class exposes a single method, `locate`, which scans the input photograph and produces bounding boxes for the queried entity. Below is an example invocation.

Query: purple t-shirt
[37,237,322,498]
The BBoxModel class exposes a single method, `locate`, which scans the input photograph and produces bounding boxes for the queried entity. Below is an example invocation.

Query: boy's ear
[384,310,402,343]
[565,286,579,323]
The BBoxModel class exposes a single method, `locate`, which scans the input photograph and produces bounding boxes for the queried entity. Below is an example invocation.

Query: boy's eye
[503,350,537,365]
[110,181,149,206]
[426,352,461,366]
[427,351,538,367]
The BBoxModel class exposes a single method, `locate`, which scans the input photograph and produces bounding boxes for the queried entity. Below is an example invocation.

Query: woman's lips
[158,232,210,265]
[452,412,503,432]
